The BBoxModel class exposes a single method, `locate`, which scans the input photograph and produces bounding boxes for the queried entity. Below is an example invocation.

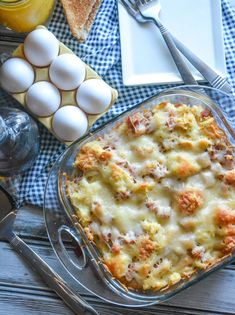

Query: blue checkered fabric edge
[0,0,235,207]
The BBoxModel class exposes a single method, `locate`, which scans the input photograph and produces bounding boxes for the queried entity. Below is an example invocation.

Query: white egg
[76,79,112,114]
[0,57,34,93]
[24,29,59,67]
[49,54,86,90]
[52,106,88,142]
[26,81,61,117]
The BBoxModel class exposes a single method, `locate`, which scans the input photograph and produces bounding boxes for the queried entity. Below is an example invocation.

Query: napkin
[0,0,235,207]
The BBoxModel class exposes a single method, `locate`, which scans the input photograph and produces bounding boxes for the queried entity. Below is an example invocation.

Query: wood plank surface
[1,223,235,315]
[0,202,234,315]
[0,287,227,315]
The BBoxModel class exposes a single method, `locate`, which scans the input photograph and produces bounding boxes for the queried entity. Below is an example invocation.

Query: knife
[0,186,99,315]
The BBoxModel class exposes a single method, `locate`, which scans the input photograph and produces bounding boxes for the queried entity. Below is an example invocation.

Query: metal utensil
[0,186,99,315]
[172,36,232,94]
[119,0,232,94]
[138,0,198,85]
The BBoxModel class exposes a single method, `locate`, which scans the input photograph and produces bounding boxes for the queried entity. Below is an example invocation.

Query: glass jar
[0,107,40,176]
[0,0,55,33]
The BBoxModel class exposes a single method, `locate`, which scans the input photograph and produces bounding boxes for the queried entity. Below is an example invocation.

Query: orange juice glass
[0,0,55,33]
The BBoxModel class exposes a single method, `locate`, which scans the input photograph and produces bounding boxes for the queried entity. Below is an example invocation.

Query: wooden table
[0,204,235,315]
[1,23,235,315]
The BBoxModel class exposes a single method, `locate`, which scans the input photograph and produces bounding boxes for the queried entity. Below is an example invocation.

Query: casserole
[44,86,235,307]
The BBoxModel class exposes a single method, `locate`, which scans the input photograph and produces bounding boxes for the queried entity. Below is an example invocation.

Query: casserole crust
[67,102,235,291]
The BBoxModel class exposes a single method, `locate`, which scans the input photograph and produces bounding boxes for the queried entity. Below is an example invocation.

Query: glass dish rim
[44,85,235,306]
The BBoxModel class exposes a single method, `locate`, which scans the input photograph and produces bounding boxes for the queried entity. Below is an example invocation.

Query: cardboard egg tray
[9,26,118,145]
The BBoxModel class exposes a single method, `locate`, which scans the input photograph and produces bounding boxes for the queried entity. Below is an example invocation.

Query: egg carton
[3,26,118,145]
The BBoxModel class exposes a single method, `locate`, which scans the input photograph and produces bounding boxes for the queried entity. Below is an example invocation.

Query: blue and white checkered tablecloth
[0,0,235,207]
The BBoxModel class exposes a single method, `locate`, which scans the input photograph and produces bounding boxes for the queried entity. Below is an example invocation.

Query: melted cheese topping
[67,102,235,291]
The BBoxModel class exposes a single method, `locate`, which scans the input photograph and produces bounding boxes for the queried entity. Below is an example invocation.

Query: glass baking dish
[44,85,235,307]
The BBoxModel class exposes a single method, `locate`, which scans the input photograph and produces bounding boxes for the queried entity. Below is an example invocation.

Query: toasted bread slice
[60,0,102,42]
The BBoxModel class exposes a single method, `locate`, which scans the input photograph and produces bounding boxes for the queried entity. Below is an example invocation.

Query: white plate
[118,0,226,86]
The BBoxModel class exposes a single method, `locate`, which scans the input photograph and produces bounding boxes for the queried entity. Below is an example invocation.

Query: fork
[120,0,232,93]
[127,0,198,85]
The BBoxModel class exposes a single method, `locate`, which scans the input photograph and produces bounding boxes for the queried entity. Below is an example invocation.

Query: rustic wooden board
[0,205,234,315]
[1,238,235,315]
[0,286,228,315]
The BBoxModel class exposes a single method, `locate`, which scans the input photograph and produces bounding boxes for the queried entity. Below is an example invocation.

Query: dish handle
[58,225,87,271]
